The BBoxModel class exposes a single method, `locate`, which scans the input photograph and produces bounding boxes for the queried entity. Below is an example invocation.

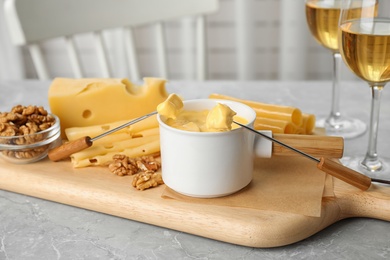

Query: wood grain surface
[0,157,389,248]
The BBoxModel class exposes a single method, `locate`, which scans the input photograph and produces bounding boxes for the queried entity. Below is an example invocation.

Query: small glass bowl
[0,114,61,164]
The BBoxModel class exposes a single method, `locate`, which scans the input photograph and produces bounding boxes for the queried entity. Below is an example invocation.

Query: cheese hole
[82,109,92,119]
[89,159,98,164]
[101,125,110,131]
[104,145,113,149]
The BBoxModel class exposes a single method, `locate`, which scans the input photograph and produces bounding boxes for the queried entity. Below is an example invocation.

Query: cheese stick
[209,93,303,126]
[71,139,160,167]
[132,127,160,138]
[254,117,295,134]
[71,135,159,161]
[65,114,158,141]
[302,113,316,134]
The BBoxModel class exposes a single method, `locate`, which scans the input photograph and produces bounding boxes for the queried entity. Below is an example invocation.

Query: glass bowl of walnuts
[0,105,61,164]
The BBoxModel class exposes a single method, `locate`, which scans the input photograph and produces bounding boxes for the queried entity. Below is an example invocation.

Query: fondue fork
[233,121,390,190]
[48,111,343,163]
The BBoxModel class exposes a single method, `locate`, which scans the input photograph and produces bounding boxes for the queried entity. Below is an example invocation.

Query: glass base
[316,115,367,139]
[341,156,390,182]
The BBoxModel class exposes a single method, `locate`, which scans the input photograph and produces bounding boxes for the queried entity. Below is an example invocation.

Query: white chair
[3,0,218,80]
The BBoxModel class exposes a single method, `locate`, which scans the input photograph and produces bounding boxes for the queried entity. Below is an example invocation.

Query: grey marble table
[0,80,389,259]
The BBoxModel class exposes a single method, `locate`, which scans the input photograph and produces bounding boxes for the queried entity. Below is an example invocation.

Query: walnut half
[132,171,164,191]
[108,154,138,176]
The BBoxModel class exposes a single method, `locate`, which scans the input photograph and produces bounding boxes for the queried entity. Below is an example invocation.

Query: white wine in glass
[339,0,390,179]
[305,0,367,139]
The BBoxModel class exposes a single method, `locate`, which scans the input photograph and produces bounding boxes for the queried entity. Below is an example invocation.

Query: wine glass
[305,0,367,139]
[339,0,390,180]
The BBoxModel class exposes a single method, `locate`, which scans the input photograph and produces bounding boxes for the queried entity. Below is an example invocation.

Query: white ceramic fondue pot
[157,99,272,198]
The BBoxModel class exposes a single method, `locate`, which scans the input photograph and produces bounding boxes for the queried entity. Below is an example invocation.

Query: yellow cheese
[71,136,160,167]
[156,93,183,119]
[165,106,245,132]
[254,117,295,134]
[206,103,236,131]
[301,113,316,134]
[48,77,169,135]
[65,114,158,141]
[209,93,303,126]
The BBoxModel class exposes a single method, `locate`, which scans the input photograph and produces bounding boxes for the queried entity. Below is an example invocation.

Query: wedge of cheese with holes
[48,77,169,135]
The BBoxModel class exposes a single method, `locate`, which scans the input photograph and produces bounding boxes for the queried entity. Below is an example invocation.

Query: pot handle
[254,132,344,159]
[253,131,273,158]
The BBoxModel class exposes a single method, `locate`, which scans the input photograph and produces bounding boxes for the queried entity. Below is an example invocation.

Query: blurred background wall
[0,0,357,81]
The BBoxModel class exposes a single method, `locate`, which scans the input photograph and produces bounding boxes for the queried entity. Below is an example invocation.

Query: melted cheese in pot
[164,104,246,132]
[156,95,246,132]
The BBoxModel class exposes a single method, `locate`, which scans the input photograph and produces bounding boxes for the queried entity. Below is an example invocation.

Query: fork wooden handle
[48,136,92,162]
[317,157,372,191]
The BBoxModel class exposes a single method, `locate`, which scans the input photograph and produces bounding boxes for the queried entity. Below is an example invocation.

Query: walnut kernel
[132,172,164,191]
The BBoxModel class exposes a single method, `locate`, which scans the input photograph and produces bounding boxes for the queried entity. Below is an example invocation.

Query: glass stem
[361,85,384,172]
[326,52,342,125]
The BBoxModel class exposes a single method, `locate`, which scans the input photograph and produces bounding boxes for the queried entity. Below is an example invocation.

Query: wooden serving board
[0,157,389,248]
